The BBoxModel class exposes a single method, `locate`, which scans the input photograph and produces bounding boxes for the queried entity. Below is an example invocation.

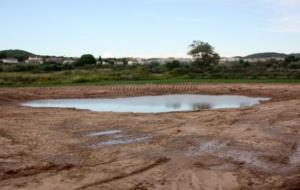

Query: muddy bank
[0,84,300,190]
[1,84,300,104]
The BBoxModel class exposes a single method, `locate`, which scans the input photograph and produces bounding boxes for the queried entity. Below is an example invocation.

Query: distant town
[1,49,298,66]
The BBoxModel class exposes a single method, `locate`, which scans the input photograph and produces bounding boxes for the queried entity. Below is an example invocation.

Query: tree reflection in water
[192,103,212,111]
[166,103,182,110]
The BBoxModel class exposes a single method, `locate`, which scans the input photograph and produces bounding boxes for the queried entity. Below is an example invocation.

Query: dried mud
[0,84,300,190]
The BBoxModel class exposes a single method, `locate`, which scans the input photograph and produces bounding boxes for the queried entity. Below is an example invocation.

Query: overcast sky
[1,0,299,58]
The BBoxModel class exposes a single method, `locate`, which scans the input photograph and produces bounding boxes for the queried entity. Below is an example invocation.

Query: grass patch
[0,69,299,88]
[1,78,300,88]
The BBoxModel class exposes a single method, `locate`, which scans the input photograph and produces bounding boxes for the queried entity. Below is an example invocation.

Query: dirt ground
[0,84,300,190]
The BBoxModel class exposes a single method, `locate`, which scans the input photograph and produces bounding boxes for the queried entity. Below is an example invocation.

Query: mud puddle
[87,130,121,137]
[22,94,270,113]
[94,136,152,147]
[289,142,300,165]
[84,129,152,148]
[185,139,285,173]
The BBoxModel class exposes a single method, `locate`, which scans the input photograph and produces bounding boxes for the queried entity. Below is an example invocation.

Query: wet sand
[0,84,300,190]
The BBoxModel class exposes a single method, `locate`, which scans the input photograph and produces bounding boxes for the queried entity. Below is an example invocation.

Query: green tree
[188,41,220,67]
[166,60,180,70]
[76,54,96,66]
[146,62,161,73]
[0,52,6,59]
[122,58,128,66]
[97,56,103,65]
[285,55,300,63]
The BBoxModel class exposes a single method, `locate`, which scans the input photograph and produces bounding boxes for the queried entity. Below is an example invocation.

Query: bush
[75,54,96,66]
[166,60,180,70]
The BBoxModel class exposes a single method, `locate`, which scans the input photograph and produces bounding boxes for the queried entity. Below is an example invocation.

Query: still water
[22,94,269,113]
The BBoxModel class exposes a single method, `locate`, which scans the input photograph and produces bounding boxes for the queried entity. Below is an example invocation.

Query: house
[26,56,43,64]
[127,58,139,65]
[136,58,146,65]
[45,56,64,63]
[63,58,76,64]
[243,57,285,63]
[115,60,124,65]
[176,58,193,64]
[1,58,19,64]
[220,57,241,63]
[144,57,192,65]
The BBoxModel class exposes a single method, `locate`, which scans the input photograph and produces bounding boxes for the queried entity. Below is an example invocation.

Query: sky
[1,0,300,58]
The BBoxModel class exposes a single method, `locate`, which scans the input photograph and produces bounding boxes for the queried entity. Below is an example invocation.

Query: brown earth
[0,84,300,190]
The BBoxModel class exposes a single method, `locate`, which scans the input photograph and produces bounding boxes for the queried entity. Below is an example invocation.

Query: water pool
[22,94,269,113]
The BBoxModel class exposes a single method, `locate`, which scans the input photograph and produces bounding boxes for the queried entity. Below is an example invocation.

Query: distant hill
[290,53,300,58]
[245,52,287,59]
[0,49,35,61]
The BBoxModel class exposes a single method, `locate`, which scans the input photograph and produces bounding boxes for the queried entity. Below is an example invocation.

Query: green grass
[58,78,300,85]
[1,78,300,88]
[0,70,299,88]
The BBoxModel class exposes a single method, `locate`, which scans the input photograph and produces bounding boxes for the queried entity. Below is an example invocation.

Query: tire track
[74,157,170,190]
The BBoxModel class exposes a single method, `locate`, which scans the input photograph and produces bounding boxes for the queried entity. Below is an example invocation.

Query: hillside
[245,52,287,59]
[290,53,300,58]
[0,49,35,61]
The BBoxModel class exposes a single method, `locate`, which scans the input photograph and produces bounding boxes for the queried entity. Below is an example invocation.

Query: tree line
[1,41,300,79]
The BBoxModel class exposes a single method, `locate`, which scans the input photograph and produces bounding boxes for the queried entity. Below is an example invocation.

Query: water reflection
[166,103,182,110]
[22,94,269,113]
[192,103,212,110]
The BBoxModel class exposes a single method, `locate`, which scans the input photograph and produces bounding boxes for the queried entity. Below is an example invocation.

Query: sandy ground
[0,84,300,190]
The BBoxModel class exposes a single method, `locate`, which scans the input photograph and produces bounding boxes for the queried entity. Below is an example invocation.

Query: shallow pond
[22,94,269,113]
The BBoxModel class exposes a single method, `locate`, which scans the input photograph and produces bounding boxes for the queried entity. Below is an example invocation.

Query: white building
[1,58,19,64]
[63,59,76,64]
[220,57,241,63]
[26,56,43,64]
[243,57,285,63]
[176,58,193,64]
[127,60,138,65]
[45,56,65,63]
[144,57,193,65]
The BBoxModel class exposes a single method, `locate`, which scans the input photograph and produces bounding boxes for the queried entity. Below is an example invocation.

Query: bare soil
[0,84,300,190]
